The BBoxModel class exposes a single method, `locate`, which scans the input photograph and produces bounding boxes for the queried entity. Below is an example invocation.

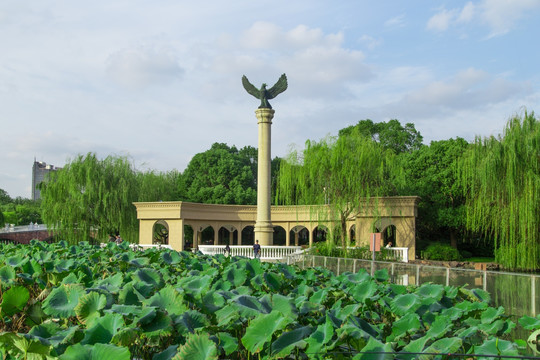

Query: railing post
[337,258,340,275]
[532,276,536,317]
[353,259,357,273]
[446,268,450,286]
[416,265,420,285]
[483,271,487,291]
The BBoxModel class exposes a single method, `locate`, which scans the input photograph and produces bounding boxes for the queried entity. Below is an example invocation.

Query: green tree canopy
[458,112,540,271]
[40,153,179,244]
[401,138,469,249]
[0,188,12,205]
[181,143,257,204]
[339,119,423,154]
[278,129,403,246]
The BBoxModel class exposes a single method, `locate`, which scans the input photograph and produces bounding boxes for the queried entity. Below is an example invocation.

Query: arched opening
[349,224,356,244]
[184,225,194,250]
[297,228,309,246]
[218,226,238,245]
[382,224,397,247]
[200,225,215,245]
[241,226,255,245]
[152,220,169,245]
[313,225,329,244]
[273,226,286,245]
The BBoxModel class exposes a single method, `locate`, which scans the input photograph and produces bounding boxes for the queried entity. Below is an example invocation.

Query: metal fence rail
[284,253,540,318]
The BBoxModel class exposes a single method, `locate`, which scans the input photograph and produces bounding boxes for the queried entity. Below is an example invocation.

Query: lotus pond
[0,240,539,359]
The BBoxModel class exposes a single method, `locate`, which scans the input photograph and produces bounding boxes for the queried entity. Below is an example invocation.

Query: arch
[200,225,215,245]
[381,224,397,247]
[241,225,255,245]
[152,220,169,245]
[297,227,310,246]
[313,225,329,244]
[349,224,356,244]
[218,225,238,245]
[273,226,286,246]
[184,224,194,250]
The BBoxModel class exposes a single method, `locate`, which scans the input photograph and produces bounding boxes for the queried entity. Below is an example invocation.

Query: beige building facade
[134,196,419,261]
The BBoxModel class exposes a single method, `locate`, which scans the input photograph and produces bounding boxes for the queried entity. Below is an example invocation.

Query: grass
[464,257,495,263]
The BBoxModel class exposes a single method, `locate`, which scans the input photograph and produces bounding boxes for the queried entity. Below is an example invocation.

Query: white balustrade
[385,247,409,263]
[197,245,303,260]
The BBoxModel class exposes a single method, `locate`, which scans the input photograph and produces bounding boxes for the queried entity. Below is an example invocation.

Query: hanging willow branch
[277,130,403,248]
[458,111,540,271]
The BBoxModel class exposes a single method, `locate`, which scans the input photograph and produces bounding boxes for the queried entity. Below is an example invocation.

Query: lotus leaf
[231,294,269,317]
[0,265,16,286]
[214,332,238,356]
[153,345,179,360]
[425,315,451,340]
[144,285,187,316]
[26,302,48,326]
[214,304,240,327]
[400,335,429,359]
[140,310,173,338]
[270,325,312,357]
[28,322,80,348]
[110,327,140,347]
[6,333,53,359]
[118,282,144,305]
[474,337,520,358]
[161,250,182,265]
[6,254,27,268]
[81,312,125,345]
[60,343,130,360]
[421,337,463,359]
[519,315,540,330]
[388,313,422,342]
[270,293,297,318]
[264,271,283,292]
[174,310,209,335]
[222,266,247,288]
[43,284,85,318]
[373,268,389,282]
[391,293,420,316]
[178,275,212,299]
[353,336,393,360]
[415,283,444,301]
[305,315,335,357]
[351,280,378,303]
[242,310,293,354]
[134,268,164,289]
[173,332,217,360]
[75,292,107,325]
[1,285,29,316]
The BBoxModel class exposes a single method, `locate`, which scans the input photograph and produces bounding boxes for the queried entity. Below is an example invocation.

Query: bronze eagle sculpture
[242,73,288,109]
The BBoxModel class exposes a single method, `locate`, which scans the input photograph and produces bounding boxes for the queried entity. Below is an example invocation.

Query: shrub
[422,243,462,261]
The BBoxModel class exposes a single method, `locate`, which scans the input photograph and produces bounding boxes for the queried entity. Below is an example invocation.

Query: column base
[254,222,274,246]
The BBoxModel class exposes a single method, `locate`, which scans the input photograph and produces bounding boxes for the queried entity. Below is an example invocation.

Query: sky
[1,0,539,199]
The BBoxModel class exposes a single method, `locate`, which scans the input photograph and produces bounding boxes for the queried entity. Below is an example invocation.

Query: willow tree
[41,153,139,244]
[277,130,402,248]
[458,112,540,270]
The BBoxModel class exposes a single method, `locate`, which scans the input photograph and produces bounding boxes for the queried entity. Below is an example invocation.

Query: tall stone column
[254,108,275,245]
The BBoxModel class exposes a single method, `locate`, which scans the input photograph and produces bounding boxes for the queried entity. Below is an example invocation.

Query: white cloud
[427,9,457,32]
[105,46,184,89]
[358,35,382,50]
[384,15,406,28]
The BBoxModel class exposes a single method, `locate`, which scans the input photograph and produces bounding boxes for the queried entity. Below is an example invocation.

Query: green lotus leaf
[60,343,131,360]
[117,282,142,306]
[54,259,76,272]
[481,306,505,324]
[388,313,421,342]
[264,271,282,291]
[215,332,238,356]
[75,292,107,325]
[175,310,209,335]
[93,273,123,293]
[25,302,48,326]
[309,288,328,305]
[161,250,182,265]
[415,283,444,301]
[401,335,429,359]
[478,319,515,336]
[214,304,239,327]
[136,306,158,326]
[128,257,150,267]
[6,254,28,268]
[373,268,389,282]
[0,265,16,285]
[81,312,125,345]
[153,345,178,360]
[143,285,187,316]
[390,293,421,316]
[43,284,85,318]
[425,315,451,340]
[134,268,163,289]
[353,336,393,360]
[244,258,263,277]
[107,304,144,317]
[474,338,519,357]
[242,310,293,354]
[440,306,464,321]
[60,272,80,285]
[271,293,297,319]
[1,285,29,316]
[222,266,247,288]
[201,290,226,314]
[270,325,312,357]
[232,295,269,317]
[140,310,173,338]
[111,327,140,347]
[351,280,378,303]
[9,333,52,359]
[249,274,264,291]
[173,332,217,360]
[519,315,540,330]
[422,337,463,359]
[22,259,43,278]
[178,275,212,299]
[305,315,335,356]
[28,322,80,347]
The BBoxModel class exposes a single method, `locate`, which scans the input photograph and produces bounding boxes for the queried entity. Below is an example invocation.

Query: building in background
[32,160,61,200]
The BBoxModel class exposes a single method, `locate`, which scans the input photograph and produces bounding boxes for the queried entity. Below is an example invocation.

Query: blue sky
[1,0,539,198]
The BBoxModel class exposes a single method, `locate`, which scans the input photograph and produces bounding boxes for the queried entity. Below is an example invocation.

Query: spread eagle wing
[267,73,288,99]
[242,75,260,99]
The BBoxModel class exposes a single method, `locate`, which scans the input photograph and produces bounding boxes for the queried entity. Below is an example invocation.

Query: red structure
[0,229,54,244]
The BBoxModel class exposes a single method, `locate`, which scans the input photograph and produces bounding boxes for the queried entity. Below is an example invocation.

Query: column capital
[255,108,275,123]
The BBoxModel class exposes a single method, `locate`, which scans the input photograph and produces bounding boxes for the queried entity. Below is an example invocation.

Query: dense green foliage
[400,138,469,250]
[339,119,423,154]
[277,130,403,247]
[0,191,43,226]
[421,243,462,261]
[0,241,538,359]
[40,153,179,244]
[458,112,540,271]
[180,143,258,205]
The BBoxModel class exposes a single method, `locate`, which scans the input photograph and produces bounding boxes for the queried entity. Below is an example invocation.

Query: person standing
[225,244,231,256]
[253,240,261,259]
